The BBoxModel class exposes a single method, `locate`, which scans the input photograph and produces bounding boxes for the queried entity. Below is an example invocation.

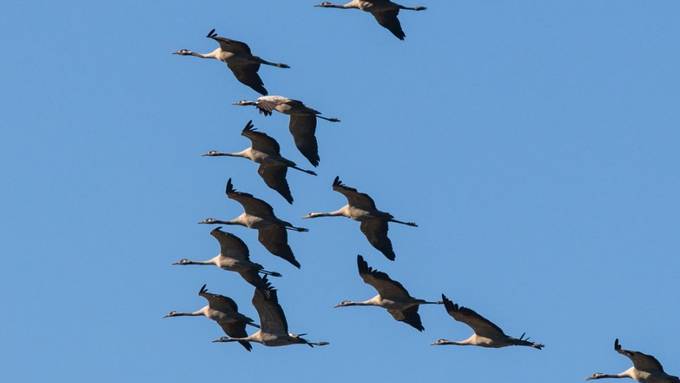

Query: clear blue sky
[2,1,679,381]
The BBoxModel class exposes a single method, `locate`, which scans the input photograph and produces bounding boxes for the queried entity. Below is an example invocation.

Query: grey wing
[371,9,405,40]
[242,122,281,155]
[210,34,253,55]
[210,227,251,262]
[356,255,410,300]
[615,339,665,373]
[289,114,320,167]
[226,62,267,96]
[226,180,276,218]
[258,164,293,204]
[257,224,301,268]
[442,294,506,339]
[217,320,252,351]
[252,279,288,335]
[388,306,424,331]
[359,218,395,260]
[199,287,239,315]
[332,177,377,211]
[239,269,269,291]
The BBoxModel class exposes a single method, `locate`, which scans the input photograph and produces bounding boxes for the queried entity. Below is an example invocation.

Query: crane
[233,95,340,166]
[173,29,289,95]
[199,178,308,268]
[304,176,417,260]
[334,255,441,331]
[212,277,329,348]
[164,284,257,351]
[202,120,316,204]
[587,339,679,383]
[172,226,281,290]
[315,0,426,40]
[431,294,544,350]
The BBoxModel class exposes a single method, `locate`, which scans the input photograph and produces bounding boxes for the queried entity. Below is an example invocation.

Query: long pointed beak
[171,262,180,265]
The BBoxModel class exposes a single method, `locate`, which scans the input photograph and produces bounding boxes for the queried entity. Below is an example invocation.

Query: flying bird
[587,339,679,383]
[431,294,544,350]
[304,177,417,260]
[173,29,289,95]
[233,96,340,167]
[172,226,281,290]
[334,255,441,331]
[164,284,258,351]
[213,277,329,348]
[315,0,427,40]
[203,120,317,204]
[199,178,308,268]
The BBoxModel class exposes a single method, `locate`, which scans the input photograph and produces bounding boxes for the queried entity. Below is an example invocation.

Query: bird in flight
[431,294,544,350]
[233,95,340,167]
[335,255,441,331]
[164,284,258,351]
[587,339,679,383]
[213,277,329,348]
[304,177,417,260]
[315,0,427,40]
[173,29,289,95]
[202,120,317,204]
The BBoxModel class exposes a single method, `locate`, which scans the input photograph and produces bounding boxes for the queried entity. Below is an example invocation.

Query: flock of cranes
[166,2,677,381]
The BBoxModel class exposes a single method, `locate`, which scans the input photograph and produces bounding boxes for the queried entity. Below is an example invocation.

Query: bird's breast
[250,150,270,163]
[348,207,372,220]
[275,104,293,115]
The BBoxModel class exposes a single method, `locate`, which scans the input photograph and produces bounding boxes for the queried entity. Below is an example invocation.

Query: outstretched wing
[207,30,253,54]
[359,218,395,260]
[198,284,239,315]
[217,320,252,351]
[388,306,424,331]
[442,294,506,339]
[225,179,276,218]
[258,164,293,204]
[615,339,665,373]
[332,177,377,211]
[210,227,251,262]
[252,277,288,335]
[241,120,281,155]
[226,62,267,96]
[257,224,301,268]
[357,255,410,300]
[289,114,320,167]
[370,9,405,40]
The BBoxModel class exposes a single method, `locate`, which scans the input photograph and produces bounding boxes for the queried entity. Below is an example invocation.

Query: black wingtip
[332,176,341,187]
[614,338,621,350]
[226,178,234,194]
[357,254,367,271]
[207,28,216,38]
[244,120,254,132]
[199,284,208,295]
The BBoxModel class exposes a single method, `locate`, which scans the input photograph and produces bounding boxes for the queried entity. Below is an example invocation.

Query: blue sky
[1,1,679,381]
